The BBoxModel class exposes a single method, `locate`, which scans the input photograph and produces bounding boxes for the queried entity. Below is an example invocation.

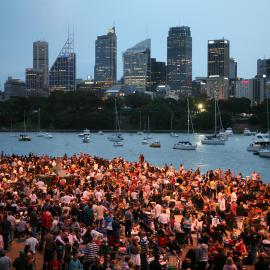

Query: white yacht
[201,134,226,145]
[98,131,104,135]
[113,141,123,147]
[44,132,53,139]
[79,129,91,138]
[149,140,161,148]
[170,132,179,137]
[18,111,32,142]
[82,134,90,143]
[173,141,197,150]
[254,132,270,140]
[247,141,270,152]
[18,134,32,142]
[173,97,197,150]
[243,128,256,136]
[258,148,270,158]
[201,95,226,145]
[142,139,149,145]
[108,134,123,142]
[107,99,124,142]
[225,127,233,136]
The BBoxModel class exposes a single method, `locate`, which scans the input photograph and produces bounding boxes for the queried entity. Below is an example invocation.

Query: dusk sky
[1,0,270,89]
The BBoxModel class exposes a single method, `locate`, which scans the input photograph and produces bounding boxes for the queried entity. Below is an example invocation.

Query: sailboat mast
[114,98,118,133]
[148,115,150,133]
[24,110,26,134]
[139,111,142,130]
[267,92,269,134]
[214,94,217,135]
[187,98,190,136]
[170,112,173,132]
[38,108,41,132]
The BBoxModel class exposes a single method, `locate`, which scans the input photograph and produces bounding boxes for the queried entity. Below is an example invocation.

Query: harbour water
[0,132,269,181]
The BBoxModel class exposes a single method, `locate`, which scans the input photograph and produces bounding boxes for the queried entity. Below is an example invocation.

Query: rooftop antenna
[146,24,149,39]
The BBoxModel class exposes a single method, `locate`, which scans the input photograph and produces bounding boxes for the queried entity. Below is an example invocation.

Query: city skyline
[1,0,270,89]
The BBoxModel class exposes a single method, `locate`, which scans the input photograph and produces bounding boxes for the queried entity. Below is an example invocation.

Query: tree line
[0,91,268,131]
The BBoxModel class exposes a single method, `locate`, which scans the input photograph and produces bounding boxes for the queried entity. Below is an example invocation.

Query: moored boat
[113,141,123,147]
[173,141,197,150]
[79,129,91,138]
[82,134,90,143]
[149,140,161,148]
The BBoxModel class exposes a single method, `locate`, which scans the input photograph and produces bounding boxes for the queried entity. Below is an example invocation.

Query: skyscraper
[257,58,270,77]
[95,27,117,86]
[208,39,230,78]
[123,39,151,92]
[229,58,237,80]
[150,58,166,91]
[49,34,76,92]
[26,68,44,91]
[167,26,192,95]
[33,41,49,86]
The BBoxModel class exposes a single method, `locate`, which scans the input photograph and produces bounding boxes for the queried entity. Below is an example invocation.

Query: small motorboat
[170,132,179,137]
[201,134,226,145]
[113,142,123,147]
[82,135,90,143]
[79,129,91,137]
[149,141,161,148]
[173,141,197,150]
[98,131,104,135]
[258,148,270,158]
[44,133,53,139]
[108,133,124,142]
[142,139,149,145]
[18,134,32,142]
[243,128,256,136]
[247,141,270,152]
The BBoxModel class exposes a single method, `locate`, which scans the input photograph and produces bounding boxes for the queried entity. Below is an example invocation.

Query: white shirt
[30,193,37,203]
[158,213,170,224]
[36,180,45,189]
[220,198,226,211]
[154,204,162,218]
[231,192,237,202]
[25,236,39,254]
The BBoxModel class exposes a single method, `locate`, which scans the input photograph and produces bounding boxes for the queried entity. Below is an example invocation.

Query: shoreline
[0,129,261,134]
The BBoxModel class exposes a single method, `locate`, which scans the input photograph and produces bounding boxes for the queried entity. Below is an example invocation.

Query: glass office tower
[167,26,192,95]
[49,35,76,92]
[123,39,151,92]
[95,27,117,86]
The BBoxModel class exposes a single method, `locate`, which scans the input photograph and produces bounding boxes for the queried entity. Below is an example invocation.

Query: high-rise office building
[123,39,151,92]
[95,27,117,86]
[208,39,230,78]
[257,59,270,77]
[229,58,237,80]
[49,35,76,92]
[150,58,166,91]
[33,41,49,86]
[4,77,26,99]
[167,26,192,95]
[26,68,44,91]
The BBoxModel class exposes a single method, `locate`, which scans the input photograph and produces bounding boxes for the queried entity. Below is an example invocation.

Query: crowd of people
[0,152,269,270]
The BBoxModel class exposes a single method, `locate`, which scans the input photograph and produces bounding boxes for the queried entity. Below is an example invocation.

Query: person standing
[25,232,39,255]
[197,239,208,270]
[83,236,100,270]
[0,214,11,250]
[0,250,11,270]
